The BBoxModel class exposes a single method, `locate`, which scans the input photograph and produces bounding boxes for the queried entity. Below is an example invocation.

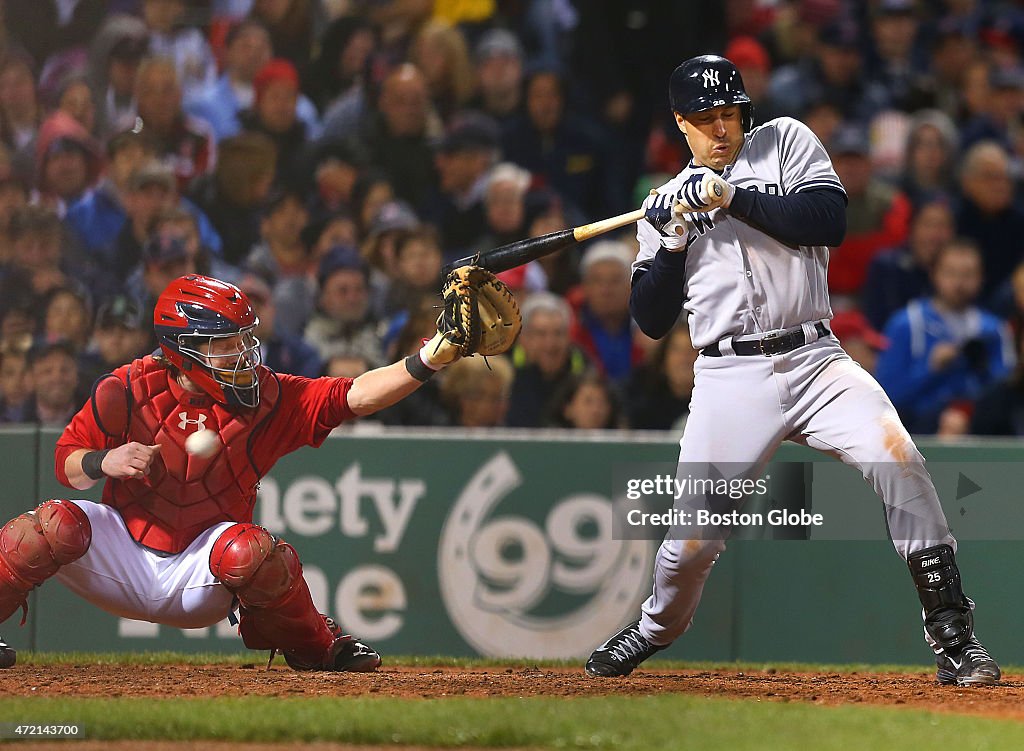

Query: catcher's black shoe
[0,636,14,669]
[585,620,664,677]
[935,635,1000,686]
[283,618,382,672]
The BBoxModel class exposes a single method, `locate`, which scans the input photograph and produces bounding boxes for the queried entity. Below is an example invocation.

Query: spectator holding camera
[971,326,1024,436]
[876,239,1014,433]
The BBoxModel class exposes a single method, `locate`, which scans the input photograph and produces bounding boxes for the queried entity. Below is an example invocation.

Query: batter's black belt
[702,321,831,357]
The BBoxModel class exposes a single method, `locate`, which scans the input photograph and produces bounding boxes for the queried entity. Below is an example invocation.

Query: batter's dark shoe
[934,635,1000,686]
[586,620,664,677]
[284,617,382,672]
[0,636,14,669]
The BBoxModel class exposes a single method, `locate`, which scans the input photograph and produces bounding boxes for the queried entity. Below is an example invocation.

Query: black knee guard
[907,544,972,651]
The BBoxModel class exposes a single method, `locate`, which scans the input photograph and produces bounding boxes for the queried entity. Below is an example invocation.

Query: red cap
[829,310,889,350]
[254,58,300,103]
[725,36,770,74]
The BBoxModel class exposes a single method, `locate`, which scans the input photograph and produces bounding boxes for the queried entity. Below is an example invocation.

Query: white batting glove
[643,190,690,251]
[676,168,735,213]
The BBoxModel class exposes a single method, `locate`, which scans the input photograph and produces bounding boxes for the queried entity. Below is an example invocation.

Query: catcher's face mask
[179,327,262,407]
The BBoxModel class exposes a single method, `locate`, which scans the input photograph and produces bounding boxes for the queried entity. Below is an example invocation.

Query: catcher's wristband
[81,449,111,481]
[405,353,438,383]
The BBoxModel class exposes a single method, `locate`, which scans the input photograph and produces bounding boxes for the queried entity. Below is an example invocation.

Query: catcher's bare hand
[102,442,162,480]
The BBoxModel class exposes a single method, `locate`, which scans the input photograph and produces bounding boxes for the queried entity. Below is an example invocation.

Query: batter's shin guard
[209,524,334,666]
[907,544,973,651]
[0,500,92,624]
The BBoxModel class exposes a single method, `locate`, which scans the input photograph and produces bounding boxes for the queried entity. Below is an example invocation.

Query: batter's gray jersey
[634,117,846,350]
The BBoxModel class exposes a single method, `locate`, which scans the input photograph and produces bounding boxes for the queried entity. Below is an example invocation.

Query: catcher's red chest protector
[102,357,279,554]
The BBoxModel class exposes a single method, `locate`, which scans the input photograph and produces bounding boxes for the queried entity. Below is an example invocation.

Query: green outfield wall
[1,424,1022,665]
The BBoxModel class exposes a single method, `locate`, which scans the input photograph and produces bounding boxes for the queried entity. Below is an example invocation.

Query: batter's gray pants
[639,336,955,647]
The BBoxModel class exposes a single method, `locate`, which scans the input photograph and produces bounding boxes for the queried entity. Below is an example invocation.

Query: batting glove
[676,168,735,213]
[643,190,689,251]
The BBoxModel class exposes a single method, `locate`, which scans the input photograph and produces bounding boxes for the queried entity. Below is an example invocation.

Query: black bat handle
[442,229,576,276]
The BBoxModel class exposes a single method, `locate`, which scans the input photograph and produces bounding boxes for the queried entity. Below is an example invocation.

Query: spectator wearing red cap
[185,21,321,142]
[829,310,889,375]
[724,36,782,123]
[238,58,313,187]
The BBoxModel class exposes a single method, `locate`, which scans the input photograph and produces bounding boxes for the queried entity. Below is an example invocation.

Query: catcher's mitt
[424,266,522,367]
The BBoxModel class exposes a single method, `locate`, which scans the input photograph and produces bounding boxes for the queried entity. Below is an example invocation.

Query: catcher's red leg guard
[0,500,92,624]
[209,523,335,666]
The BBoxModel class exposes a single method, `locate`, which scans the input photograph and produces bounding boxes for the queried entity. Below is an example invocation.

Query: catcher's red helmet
[153,275,262,407]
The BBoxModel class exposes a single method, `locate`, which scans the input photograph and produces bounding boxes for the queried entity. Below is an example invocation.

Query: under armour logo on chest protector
[178,412,208,431]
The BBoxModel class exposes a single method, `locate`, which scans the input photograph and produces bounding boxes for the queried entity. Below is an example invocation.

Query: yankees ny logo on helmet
[702,68,720,88]
[178,412,208,431]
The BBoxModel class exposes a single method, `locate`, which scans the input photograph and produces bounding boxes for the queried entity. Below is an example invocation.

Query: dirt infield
[0,664,1022,720]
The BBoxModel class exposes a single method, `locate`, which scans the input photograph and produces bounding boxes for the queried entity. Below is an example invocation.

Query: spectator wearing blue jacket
[876,239,1015,433]
[185,21,320,143]
[66,129,223,263]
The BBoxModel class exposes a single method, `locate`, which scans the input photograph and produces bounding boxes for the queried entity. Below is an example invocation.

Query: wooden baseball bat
[443,207,645,276]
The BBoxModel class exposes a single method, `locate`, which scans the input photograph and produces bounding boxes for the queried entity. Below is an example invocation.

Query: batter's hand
[677,168,736,213]
[643,190,689,251]
[101,442,162,480]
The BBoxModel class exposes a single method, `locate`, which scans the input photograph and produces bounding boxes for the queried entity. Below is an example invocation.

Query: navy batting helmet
[669,55,754,131]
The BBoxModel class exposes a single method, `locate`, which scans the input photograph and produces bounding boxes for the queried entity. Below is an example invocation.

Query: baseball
[185,428,220,458]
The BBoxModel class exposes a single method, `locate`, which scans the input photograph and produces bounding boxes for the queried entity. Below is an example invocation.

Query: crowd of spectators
[2,0,1024,437]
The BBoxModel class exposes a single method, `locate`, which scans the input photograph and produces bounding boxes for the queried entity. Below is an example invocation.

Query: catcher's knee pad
[0,500,92,623]
[209,523,332,658]
[209,523,301,607]
[908,544,972,651]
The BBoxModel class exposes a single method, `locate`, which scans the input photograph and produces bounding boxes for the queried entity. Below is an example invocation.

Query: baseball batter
[0,272,518,670]
[585,56,1000,686]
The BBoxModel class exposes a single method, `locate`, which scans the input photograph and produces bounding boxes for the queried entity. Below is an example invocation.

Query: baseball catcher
[585,55,1000,686]
[0,273,518,670]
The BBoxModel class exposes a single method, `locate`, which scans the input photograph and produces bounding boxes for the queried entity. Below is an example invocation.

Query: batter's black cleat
[586,620,664,677]
[934,635,1000,686]
[0,636,14,669]
[283,617,382,672]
